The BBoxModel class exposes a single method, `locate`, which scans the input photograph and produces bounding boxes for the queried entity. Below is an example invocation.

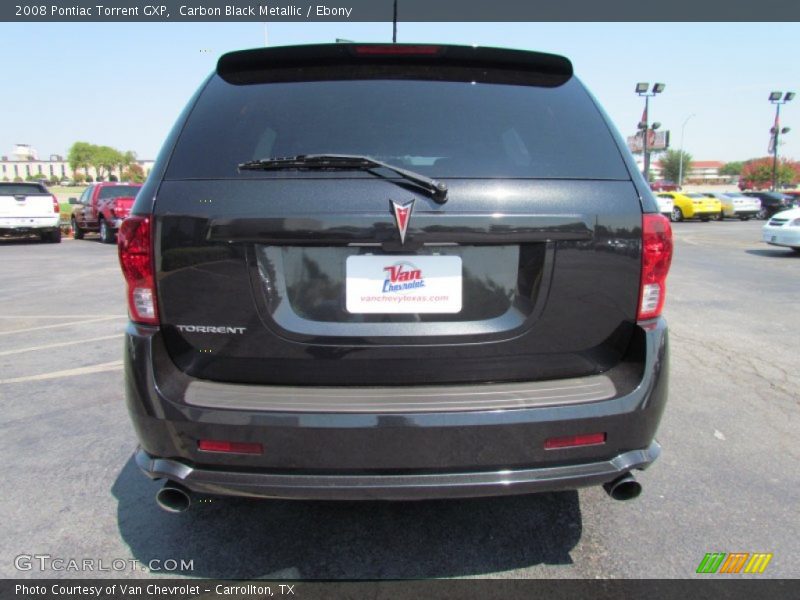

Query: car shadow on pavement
[112,456,582,579]
[0,237,52,245]
[745,248,800,258]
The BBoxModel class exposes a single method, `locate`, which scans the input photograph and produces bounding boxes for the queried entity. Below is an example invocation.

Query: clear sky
[1,21,798,163]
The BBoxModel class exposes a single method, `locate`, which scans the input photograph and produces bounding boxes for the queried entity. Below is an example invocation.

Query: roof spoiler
[217,43,573,87]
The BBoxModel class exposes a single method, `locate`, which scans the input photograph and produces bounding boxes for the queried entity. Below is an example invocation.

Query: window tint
[167,76,629,180]
[0,183,47,195]
[98,185,141,200]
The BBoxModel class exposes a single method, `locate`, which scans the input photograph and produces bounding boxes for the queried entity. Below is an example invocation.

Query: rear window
[0,183,48,195]
[166,76,629,180]
[98,185,141,200]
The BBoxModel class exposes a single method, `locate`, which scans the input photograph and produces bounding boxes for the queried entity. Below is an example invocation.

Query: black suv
[742,191,794,219]
[119,44,672,512]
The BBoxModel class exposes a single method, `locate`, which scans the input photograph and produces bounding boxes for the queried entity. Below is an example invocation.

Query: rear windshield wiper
[238,154,448,204]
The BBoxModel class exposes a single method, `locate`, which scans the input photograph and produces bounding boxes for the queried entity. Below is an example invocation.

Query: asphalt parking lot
[0,220,798,579]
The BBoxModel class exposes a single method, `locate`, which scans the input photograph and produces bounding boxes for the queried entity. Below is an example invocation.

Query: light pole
[392,0,398,43]
[635,82,666,181]
[678,113,695,187]
[768,91,794,191]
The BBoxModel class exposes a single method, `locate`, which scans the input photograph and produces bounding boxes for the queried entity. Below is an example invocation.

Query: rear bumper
[0,217,60,235]
[763,228,800,248]
[124,319,669,500]
[690,209,718,217]
[135,442,660,500]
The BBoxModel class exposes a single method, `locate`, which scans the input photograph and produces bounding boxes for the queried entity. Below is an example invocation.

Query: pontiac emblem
[390,199,415,245]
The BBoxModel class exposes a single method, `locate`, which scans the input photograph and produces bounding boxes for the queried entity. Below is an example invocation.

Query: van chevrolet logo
[390,199,414,245]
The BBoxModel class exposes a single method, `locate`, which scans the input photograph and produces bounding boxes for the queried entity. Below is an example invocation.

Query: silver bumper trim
[185,373,617,413]
[135,441,660,500]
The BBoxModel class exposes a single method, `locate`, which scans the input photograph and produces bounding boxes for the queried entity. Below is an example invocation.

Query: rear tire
[40,229,61,243]
[671,207,683,222]
[99,218,116,244]
[739,215,750,221]
[715,211,724,221]
[700,216,710,222]
[72,217,84,240]
[758,207,769,220]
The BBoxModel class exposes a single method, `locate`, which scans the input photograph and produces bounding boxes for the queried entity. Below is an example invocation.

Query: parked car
[761,207,800,253]
[70,182,142,243]
[742,191,794,220]
[738,180,769,191]
[781,190,800,201]
[657,191,721,222]
[650,180,680,192]
[654,194,674,218]
[0,182,61,242]
[702,192,760,221]
[121,43,673,512]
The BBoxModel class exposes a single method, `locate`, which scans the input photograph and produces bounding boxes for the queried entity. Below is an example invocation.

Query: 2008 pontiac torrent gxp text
[119,44,672,513]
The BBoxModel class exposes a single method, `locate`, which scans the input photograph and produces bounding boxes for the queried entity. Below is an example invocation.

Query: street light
[635,82,666,180]
[678,113,696,187]
[769,91,794,191]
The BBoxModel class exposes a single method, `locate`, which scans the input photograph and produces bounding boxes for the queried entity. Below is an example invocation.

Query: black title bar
[3,0,800,22]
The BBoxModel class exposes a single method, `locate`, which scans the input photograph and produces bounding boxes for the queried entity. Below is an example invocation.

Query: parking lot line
[0,334,122,357]
[0,315,125,335]
[0,360,124,384]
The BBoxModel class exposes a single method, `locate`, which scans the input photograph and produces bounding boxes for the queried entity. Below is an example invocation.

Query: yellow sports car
[657,192,721,222]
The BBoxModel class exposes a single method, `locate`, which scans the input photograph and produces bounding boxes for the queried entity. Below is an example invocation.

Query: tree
[122,163,146,183]
[659,149,693,183]
[719,161,744,176]
[67,142,94,178]
[117,150,137,179]
[740,157,799,189]
[92,145,122,181]
[68,141,138,180]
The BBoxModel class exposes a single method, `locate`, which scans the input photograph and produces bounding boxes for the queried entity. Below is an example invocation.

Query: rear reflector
[544,433,606,450]
[354,45,441,56]
[198,440,263,455]
[638,213,673,321]
[118,216,158,325]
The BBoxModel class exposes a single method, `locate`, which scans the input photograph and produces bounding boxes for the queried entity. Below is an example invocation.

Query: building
[0,144,154,182]
[683,161,725,184]
[648,159,727,184]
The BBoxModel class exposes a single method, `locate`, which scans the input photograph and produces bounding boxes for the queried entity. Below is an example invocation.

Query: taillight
[198,440,263,455]
[354,44,441,56]
[638,213,673,321]
[118,216,158,325]
[544,432,606,450]
[52,195,60,214]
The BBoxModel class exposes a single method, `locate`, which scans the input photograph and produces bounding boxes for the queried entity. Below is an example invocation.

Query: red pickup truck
[70,182,142,243]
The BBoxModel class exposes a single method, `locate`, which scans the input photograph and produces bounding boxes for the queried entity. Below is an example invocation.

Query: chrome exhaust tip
[603,472,642,501]
[155,481,192,513]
